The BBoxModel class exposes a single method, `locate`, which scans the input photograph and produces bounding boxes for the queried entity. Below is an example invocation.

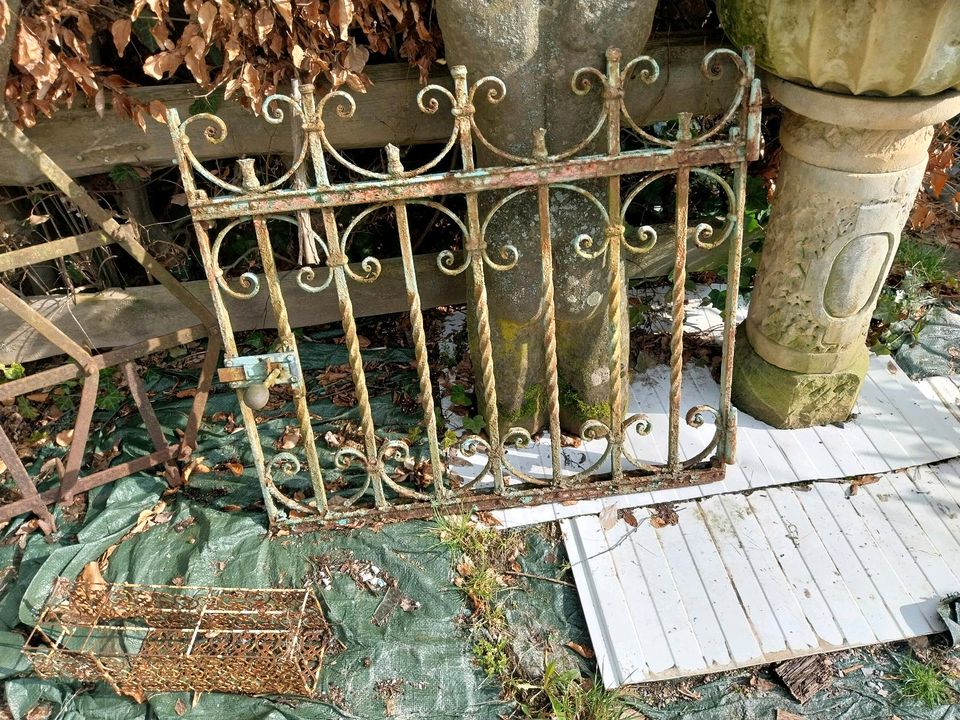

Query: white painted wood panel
[564,475,959,687]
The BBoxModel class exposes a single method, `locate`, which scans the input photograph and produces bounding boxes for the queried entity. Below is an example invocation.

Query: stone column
[435,0,656,433]
[733,76,960,428]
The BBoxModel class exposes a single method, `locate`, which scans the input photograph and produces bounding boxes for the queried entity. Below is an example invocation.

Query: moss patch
[731,325,867,428]
[716,0,772,71]
[559,377,611,425]
[500,383,543,425]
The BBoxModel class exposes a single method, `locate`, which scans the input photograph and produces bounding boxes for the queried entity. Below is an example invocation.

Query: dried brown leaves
[1,0,439,127]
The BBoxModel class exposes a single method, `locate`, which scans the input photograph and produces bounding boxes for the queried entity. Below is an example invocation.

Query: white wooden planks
[563,462,960,688]
[490,357,960,529]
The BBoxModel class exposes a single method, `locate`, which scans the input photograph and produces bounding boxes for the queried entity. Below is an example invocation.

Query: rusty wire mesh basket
[23,578,341,698]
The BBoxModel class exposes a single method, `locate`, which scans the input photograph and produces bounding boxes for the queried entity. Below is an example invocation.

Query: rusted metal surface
[0,3,220,530]
[171,46,761,526]
[25,578,340,697]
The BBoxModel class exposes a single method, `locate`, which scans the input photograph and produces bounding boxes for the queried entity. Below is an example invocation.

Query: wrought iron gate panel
[169,47,762,527]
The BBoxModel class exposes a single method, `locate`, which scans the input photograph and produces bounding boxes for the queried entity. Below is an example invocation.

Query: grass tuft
[895,235,948,285]
[517,662,627,720]
[895,656,954,707]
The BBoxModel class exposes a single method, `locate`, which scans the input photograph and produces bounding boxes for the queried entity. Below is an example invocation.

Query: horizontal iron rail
[0,324,209,402]
[189,141,749,221]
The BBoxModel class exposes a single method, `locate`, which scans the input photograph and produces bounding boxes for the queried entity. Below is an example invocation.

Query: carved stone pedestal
[733,77,960,428]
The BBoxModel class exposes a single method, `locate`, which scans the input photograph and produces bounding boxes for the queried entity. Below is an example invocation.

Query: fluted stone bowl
[718,0,960,96]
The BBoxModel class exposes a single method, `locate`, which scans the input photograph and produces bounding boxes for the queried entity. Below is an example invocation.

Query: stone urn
[719,0,960,428]
[718,0,960,96]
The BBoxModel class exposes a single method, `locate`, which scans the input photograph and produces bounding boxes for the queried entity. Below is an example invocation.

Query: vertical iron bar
[668,156,691,472]
[167,109,279,523]
[718,161,746,464]
[333,265,387,508]
[301,88,386,509]
[247,206,327,509]
[605,49,626,484]
[452,66,505,492]
[537,185,563,483]
[290,80,321,267]
[389,161,444,493]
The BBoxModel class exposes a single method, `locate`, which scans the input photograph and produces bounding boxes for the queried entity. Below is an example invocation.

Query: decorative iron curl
[571,66,608,97]
[452,435,494,491]
[681,404,722,468]
[623,225,658,254]
[175,100,309,194]
[689,168,738,250]
[620,49,748,147]
[296,264,334,294]
[618,414,663,474]
[467,72,608,165]
[340,201,468,283]
[271,452,301,476]
[262,452,321,516]
[332,439,429,506]
[619,169,674,255]
[573,232,604,261]
[417,83,458,115]
[378,439,431,501]
[563,419,615,485]
[622,54,661,86]
[437,249,471,277]
[692,48,750,146]
[261,93,301,125]
[344,256,382,284]
[212,215,341,299]
[315,87,459,180]
[332,447,372,507]
[211,218,262,299]
[498,427,551,487]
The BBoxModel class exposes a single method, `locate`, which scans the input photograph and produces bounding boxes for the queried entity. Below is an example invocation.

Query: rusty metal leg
[717,162,747,464]
[121,362,181,486]
[59,371,100,503]
[0,422,56,533]
[181,334,221,457]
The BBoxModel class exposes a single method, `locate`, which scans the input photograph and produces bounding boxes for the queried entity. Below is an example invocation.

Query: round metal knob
[242,383,271,410]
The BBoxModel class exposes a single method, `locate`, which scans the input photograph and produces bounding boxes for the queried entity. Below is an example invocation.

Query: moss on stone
[500,383,543,425]
[559,377,611,425]
[716,0,772,72]
[731,325,868,428]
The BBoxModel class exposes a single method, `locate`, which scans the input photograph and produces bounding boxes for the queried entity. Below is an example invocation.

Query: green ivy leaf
[0,363,25,381]
[189,92,222,117]
[450,384,472,408]
[16,397,38,421]
[109,164,141,185]
[461,415,486,434]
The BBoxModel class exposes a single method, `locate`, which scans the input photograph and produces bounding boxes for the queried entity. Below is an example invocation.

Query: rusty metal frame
[170,46,762,527]
[0,5,221,533]
[24,578,339,696]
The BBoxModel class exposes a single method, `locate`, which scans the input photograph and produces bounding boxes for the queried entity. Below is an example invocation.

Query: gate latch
[217,353,302,410]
